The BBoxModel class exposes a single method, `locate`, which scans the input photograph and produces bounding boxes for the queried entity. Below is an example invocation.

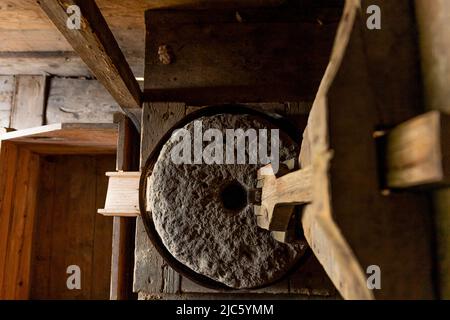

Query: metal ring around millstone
[139,105,309,290]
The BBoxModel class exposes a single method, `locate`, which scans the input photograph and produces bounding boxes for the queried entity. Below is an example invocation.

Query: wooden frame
[0,123,118,299]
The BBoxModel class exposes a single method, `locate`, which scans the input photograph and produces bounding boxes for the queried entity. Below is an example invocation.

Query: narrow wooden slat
[98,172,141,217]
[30,156,56,299]
[15,151,40,299]
[38,0,142,110]
[1,147,39,299]
[0,142,18,298]
[91,156,115,300]
[0,76,15,128]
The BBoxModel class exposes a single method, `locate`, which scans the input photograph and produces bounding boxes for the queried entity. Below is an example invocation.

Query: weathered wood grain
[1,123,118,155]
[144,8,338,103]
[92,156,115,300]
[0,143,40,299]
[415,0,450,299]
[134,102,185,296]
[10,75,47,130]
[46,78,120,124]
[0,76,15,128]
[98,172,141,217]
[38,0,142,110]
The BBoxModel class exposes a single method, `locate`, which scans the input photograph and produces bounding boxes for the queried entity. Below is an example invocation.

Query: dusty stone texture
[148,114,307,289]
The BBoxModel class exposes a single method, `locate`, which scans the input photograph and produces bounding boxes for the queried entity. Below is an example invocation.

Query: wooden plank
[0,142,18,298]
[415,0,450,299]
[1,123,118,155]
[91,156,115,300]
[144,8,339,103]
[30,156,56,299]
[98,172,141,217]
[386,111,450,188]
[1,147,40,299]
[0,76,15,128]
[15,150,40,299]
[134,102,185,295]
[29,155,114,299]
[38,0,142,110]
[0,52,91,77]
[110,112,139,300]
[110,217,137,300]
[10,75,47,130]
[46,78,120,124]
[52,156,97,299]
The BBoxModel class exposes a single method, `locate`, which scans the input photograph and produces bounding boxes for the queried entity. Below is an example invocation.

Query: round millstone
[147,113,307,289]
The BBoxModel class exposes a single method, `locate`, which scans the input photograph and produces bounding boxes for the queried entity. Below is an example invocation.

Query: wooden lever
[254,164,312,232]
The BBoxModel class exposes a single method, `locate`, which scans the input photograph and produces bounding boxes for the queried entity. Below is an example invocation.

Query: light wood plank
[98,172,141,217]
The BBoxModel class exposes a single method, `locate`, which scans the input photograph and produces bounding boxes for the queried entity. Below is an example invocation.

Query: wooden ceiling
[0,0,285,78]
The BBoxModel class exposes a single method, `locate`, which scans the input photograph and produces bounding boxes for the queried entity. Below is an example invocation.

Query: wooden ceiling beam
[38,0,142,110]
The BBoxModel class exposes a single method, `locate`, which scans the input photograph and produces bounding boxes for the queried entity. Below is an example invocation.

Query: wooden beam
[144,7,339,103]
[108,113,139,301]
[1,123,118,154]
[0,52,91,77]
[38,0,142,110]
[98,172,141,217]
[385,111,450,189]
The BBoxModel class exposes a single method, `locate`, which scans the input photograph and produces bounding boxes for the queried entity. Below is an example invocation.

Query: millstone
[147,113,307,289]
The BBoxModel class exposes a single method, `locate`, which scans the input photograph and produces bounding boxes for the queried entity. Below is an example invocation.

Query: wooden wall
[0,142,40,299]
[0,0,285,77]
[0,149,115,300]
[0,75,121,129]
[30,155,115,300]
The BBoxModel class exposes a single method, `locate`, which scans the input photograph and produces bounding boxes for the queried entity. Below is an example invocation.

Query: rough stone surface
[148,114,307,289]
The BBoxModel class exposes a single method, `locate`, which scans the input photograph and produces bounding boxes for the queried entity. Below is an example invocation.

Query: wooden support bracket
[254,164,312,232]
[98,172,141,217]
[384,110,450,189]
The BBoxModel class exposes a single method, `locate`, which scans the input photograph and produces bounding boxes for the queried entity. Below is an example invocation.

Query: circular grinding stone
[147,114,308,289]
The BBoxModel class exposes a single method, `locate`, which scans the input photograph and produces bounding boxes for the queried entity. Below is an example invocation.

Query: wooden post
[108,113,139,300]
[416,0,450,299]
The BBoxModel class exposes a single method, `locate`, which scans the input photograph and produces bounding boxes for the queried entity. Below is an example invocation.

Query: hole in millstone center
[220,180,248,212]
